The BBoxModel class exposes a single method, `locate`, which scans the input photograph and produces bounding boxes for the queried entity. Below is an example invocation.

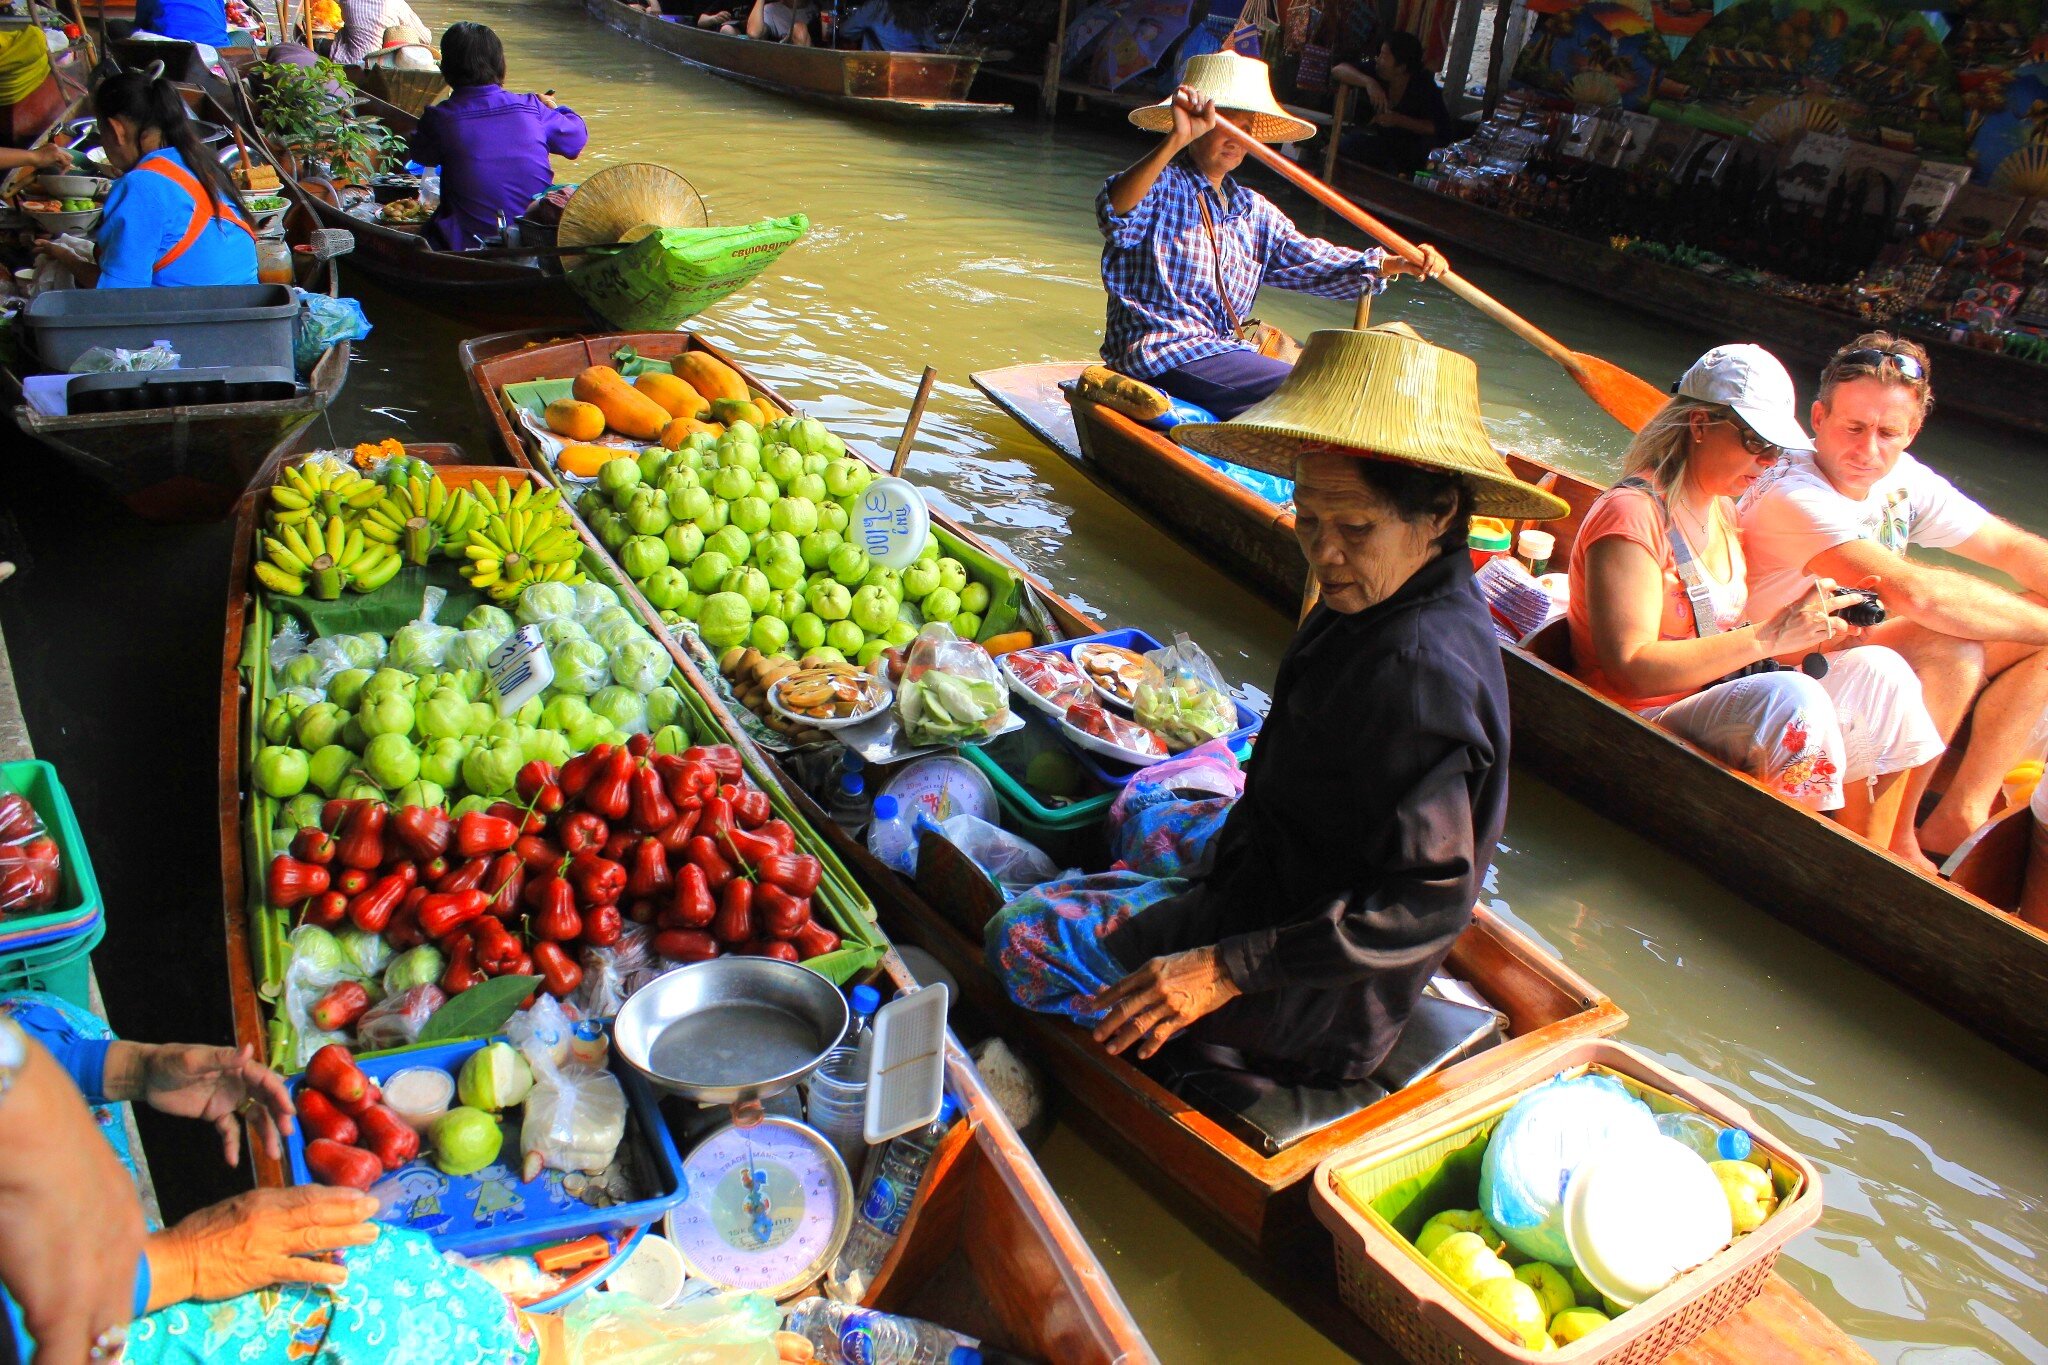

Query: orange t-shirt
[1566,484,1747,712]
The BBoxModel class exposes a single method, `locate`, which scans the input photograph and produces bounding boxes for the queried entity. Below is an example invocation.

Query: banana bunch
[468,476,562,522]
[267,460,381,527]
[360,475,474,566]
[258,515,402,599]
[462,494,584,603]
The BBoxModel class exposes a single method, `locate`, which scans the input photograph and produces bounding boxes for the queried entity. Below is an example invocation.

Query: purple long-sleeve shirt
[408,84,587,251]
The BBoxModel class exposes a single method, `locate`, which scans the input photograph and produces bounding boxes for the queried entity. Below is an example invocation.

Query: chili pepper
[333,1078,383,1120]
[558,811,609,856]
[290,827,338,865]
[685,744,743,784]
[487,800,548,837]
[663,861,717,930]
[585,746,637,822]
[388,805,452,862]
[660,758,718,810]
[484,851,526,919]
[790,920,842,960]
[653,929,718,962]
[755,883,811,940]
[626,732,654,758]
[305,1138,382,1191]
[685,835,736,890]
[757,852,823,897]
[654,807,702,855]
[306,1044,367,1104]
[583,902,623,947]
[356,1104,420,1172]
[757,820,798,856]
[626,836,672,901]
[731,788,772,830]
[267,855,329,907]
[417,888,489,939]
[436,856,490,894]
[334,867,371,897]
[696,796,735,845]
[712,877,754,945]
[722,826,780,868]
[321,798,366,832]
[441,934,485,994]
[630,765,677,834]
[568,850,627,907]
[516,760,562,804]
[532,940,584,998]
[560,744,612,801]
[336,802,388,870]
[387,860,420,889]
[514,835,561,872]
[626,897,658,925]
[347,872,408,934]
[309,981,371,1032]
[751,939,801,963]
[532,875,583,941]
[457,811,520,856]
[295,1088,358,1146]
[301,890,349,930]
[601,829,636,863]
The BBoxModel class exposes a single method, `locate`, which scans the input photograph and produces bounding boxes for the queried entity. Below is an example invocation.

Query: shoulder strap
[1194,189,1242,336]
[135,154,255,275]
[1618,476,1728,639]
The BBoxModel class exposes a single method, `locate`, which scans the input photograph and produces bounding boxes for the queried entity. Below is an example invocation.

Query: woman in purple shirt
[407,22,587,251]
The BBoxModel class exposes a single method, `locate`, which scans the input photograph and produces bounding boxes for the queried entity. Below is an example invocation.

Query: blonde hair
[1621,394,1722,491]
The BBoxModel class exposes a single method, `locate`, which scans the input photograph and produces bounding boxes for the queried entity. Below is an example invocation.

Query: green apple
[419,737,469,789]
[825,620,865,656]
[800,528,842,570]
[252,745,310,798]
[826,542,871,585]
[662,521,705,566]
[697,592,754,650]
[621,534,669,580]
[641,565,692,612]
[598,457,641,497]
[1469,1278,1547,1348]
[326,668,373,711]
[706,526,752,566]
[1416,1210,1502,1261]
[1429,1233,1512,1292]
[363,732,420,790]
[687,550,735,594]
[1710,1159,1778,1233]
[791,612,828,651]
[1516,1263,1574,1321]
[293,702,348,751]
[807,580,852,622]
[1548,1307,1609,1345]
[721,566,772,614]
[901,558,942,599]
[308,743,357,797]
[750,615,791,655]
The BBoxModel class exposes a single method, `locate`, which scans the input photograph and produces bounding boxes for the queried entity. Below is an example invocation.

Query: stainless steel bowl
[615,957,850,1107]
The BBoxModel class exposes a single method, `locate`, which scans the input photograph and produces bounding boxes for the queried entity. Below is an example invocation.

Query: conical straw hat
[1174,324,1573,521]
[1129,52,1316,144]
[557,163,708,266]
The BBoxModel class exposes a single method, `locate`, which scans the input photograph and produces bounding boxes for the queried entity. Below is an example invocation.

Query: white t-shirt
[1736,449,1990,623]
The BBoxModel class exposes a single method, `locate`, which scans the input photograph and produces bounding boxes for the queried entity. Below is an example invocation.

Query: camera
[1832,587,1886,628]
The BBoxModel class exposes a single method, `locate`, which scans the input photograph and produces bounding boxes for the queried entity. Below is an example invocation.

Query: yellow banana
[253,562,305,595]
[262,536,309,576]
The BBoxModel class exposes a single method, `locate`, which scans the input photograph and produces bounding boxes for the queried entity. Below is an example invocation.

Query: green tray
[0,759,103,937]
[0,919,105,1012]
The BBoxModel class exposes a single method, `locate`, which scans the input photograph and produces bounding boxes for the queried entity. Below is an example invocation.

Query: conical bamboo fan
[556,164,708,268]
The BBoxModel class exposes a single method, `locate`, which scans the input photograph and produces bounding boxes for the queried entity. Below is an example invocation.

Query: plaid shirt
[1097,161,1388,380]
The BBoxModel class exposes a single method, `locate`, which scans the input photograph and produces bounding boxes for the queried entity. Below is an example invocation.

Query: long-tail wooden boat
[463,328,1867,1362]
[972,361,2048,1079]
[576,0,1012,124]
[1326,157,2048,439]
[215,444,1150,1361]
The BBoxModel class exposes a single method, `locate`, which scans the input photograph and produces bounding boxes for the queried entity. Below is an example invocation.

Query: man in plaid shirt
[1099,82,1444,419]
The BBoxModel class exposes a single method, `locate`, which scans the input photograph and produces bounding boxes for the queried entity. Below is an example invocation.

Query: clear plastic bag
[390,621,459,675]
[0,790,60,913]
[71,341,178,373]
[517,582,581,628]
[574,922,657,1019]
[511,995,627,1178]
[1133,632,1237,752]
[927,812,1061,899]
[557,1289,782,1364]
[355,983,445,1049]
[896,623,1010,746]
[282,923,368,1065]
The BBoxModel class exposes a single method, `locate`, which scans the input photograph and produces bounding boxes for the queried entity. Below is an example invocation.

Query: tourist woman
[1568,343,1943,843]
[408,21,588,252]
[1334,31,1454,176]
[988,324,1563,1084]
[1098,51,1446,419]
[35,65,257,289]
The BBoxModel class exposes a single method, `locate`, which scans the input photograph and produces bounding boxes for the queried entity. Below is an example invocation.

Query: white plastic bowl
[1562,1134,1733,1308]
[766,672,892,731]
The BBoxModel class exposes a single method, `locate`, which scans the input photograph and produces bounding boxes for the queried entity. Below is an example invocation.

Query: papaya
[710,397,769,429]
[557,443,616,478]
[673,351,748,404]
[544,398,606,442]
[659,416,724,450]
[981,631,1035,657]
[633,371,711,421]
[571,365,670,441]
[751,390,782,421]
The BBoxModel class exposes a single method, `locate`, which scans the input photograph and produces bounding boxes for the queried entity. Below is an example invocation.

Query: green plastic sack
[568,215,809,332]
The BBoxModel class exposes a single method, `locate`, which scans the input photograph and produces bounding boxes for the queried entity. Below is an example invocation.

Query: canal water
[335,6,2048,1359]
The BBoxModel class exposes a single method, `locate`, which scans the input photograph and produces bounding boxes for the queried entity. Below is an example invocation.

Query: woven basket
[355,67,448,118]
[1312,1039,1822,1364]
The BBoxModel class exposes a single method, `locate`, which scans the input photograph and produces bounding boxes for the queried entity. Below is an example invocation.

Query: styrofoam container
[1562,1135,1733,1308]
[603,1232,686,1307]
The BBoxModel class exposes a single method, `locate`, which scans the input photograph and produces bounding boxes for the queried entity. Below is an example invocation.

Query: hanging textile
[1393,0,1457,73]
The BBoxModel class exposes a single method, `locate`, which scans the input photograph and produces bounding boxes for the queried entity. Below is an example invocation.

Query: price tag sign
[487,625,554,715]
[851,477,930,570]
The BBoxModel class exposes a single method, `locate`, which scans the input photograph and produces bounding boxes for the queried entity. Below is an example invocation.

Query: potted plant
[248,60,405,185]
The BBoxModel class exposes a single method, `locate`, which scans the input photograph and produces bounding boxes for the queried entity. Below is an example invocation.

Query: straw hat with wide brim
[1129,52,1317,145]
[1174,324,1573,521]
[557,163,708,266]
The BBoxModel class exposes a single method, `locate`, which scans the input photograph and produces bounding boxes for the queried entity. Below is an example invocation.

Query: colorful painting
[1087,0,1199,91]
[1513,0,1675,110]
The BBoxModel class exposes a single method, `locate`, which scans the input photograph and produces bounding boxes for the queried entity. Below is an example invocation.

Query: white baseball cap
[1673,344,1814,453]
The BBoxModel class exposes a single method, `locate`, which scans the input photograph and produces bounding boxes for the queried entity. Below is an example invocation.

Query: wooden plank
[1668,1277,1875,1364]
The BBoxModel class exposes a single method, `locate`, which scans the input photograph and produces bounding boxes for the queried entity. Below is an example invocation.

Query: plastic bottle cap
[1468,518,1512,552]
[937,1094,960,1126]
[843,751,867,772]
[1518,529,1555,560]
[949,1349,982,1365]
[872,794,900,822]
[839,771,865,797]
[1717,1127,1753,1161]
[850,984,881,1017]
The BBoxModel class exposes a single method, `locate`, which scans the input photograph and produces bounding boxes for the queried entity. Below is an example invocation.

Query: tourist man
[1738,333,2048,867]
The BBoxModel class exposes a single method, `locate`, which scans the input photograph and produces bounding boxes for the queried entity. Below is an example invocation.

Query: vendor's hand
[1381,242,1448,280]
[114,1041,294,1168]
[537,91,559,107]
[1088,946,1242,1060]
[1168,87,1219,149]
[1756,577,1860,655]
[148,1187,379,1309]
[32,238,91,271]
[31,140,69,171]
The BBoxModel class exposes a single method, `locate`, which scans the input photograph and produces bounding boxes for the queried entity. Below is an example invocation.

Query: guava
[731,495,772,534]
[817,500,848,534]
[826,542,871,586]
[934,558,968,594]
[758,543,807,591]
[769,495,818,538]
[327,668,373,711]
[706,526,752,566]
[884,620,920,649]
[620,535,669,580]
[419,738,468,790]
[751,615,791,655]
[662,522,705,566]
[800,528,842,570]
[622,486,672,538]
[823,458,871,498]
[789,472,828,504]
[687,550,734,594]
[711,465,755,502]
[953,610,982,640]
[901,560,941,599]
[791,613,828,651]
[721,566,772,614]
[920,588,961,624]
[640,565,691,612]
[693,499,730,535]
[826,620,865,656]
[807,580,852,622]
[309,743,358,796]
[850,585,897,635]
[697,592,755,649]
[363,733,420,790]
[958,581,991,616]
[767,588,807,623]
[598,457,641,497]
[429,1106,504,1176]
[252,745,310,798]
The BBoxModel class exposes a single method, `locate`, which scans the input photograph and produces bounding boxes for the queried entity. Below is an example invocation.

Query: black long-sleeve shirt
[1103,548,1510,1084]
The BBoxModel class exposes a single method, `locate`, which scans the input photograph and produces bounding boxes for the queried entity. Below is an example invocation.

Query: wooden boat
[972,361,2048,1078]
[215,447,1150,1361]
[576,0,1012,124]
[1326,157,2048,439]
[463,329,1865,1362]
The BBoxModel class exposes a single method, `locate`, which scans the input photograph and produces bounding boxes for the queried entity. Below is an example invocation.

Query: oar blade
[1569,351,1668,434]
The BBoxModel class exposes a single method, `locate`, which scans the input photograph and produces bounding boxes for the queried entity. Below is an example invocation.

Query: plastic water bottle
[805,985,881,1177]
[784,1299,985,1365]
[830,770,874,836]
[829,1097,961,1302]
[866,794,918,876]
[1656,1111,1752,1162]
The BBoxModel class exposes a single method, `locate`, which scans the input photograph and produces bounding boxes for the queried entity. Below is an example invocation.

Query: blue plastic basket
[1037,629,1262,788]
[284,1034,688,1259]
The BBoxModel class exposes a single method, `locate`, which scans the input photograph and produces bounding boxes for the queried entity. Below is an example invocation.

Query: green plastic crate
[0,760,102,939]
[961,710,1115,867]
[0,918,105,1011]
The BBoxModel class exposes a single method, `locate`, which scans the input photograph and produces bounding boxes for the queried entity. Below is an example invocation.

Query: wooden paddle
[1214,112,1666,434]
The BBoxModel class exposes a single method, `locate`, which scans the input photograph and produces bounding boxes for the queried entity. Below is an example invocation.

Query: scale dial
[666,1116,853,1301]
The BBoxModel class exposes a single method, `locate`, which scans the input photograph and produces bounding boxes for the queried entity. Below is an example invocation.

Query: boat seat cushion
[1155,994,1507,1155]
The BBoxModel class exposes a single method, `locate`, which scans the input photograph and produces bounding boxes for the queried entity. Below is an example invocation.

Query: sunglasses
[1835,347,1927,382]
[1713,416,1784,465]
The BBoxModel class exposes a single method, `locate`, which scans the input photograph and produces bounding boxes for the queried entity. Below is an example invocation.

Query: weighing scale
[664,1112,855,1301]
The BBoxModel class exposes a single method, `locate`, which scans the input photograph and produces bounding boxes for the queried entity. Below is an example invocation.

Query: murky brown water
[337,7,2048,1357]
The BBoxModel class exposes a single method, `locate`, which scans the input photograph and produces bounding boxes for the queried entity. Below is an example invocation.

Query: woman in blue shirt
[132,0,230,47]
[35,65,257,289]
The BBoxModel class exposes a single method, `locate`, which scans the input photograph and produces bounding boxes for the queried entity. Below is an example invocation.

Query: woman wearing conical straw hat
[1096,51,1447,422]
[988,325,1566,1088]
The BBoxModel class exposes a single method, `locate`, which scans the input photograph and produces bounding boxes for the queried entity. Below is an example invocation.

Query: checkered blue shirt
[1097,161,1388,380]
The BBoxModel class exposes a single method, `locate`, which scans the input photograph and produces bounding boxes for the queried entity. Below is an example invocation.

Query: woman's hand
[31,140,70,171]
[148,1187,379,1309]
[1380,243,1448,280]
[32,238,91,271]
[537,91,559,108]
[1168,86,1219,149]
[1756,578,1861,656]
[109,1042,295,1168]
[1088,946,1242,1060]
